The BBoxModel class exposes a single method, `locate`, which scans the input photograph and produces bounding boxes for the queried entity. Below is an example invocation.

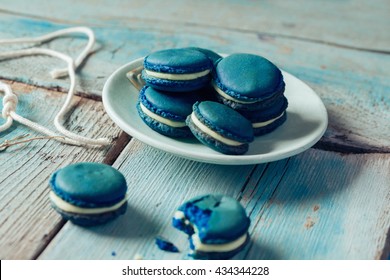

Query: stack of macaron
[135,47,288,155]
[212,53,288,136]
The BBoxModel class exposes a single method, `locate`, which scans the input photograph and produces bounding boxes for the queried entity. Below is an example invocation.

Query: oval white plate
[102,57,328,165]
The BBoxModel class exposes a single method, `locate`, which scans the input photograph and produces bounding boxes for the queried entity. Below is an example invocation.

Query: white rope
[0,26,95,79]
[0,28,111,147]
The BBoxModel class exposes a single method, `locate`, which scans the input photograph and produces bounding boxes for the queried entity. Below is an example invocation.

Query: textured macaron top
[50,162,127,208]
[139,86,203,121]
[186,47,222,65]
[144,48,212,74]
[213,53,285,101]
[193,101,254,143]
[176,194,250,244]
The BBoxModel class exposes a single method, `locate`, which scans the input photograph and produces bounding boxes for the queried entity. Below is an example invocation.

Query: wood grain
[0,13,389,153]
[1,0,388,52]
[242,150,390,259]
[0,81,122,259]
[38,143,390,259]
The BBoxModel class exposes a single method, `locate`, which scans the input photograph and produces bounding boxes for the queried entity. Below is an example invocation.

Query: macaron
[212,53,285,110]
[186,101,254,155]
[137,85,207,138]
[238,96,288,136]
[142,48,213,92]
[172,194,250,260]
[186,47,222,65]
[49,162,128,226]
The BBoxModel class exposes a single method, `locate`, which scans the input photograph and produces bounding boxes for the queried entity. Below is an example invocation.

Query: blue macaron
[172,194,250,259]
[186,47,222,65]
[137,85,209,138]
[186,101,254,155]
[238,96,288,136]
[49,162,128,226]
[212,53,285,110]
[142,48,213,92]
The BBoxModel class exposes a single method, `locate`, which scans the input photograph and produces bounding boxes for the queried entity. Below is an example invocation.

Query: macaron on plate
[102,55,328,165]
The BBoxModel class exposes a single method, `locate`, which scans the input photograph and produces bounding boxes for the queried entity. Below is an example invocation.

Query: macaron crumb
[155,236,180,253]
[133,253,144,260]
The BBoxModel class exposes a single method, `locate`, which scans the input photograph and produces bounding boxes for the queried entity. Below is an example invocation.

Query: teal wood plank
[0,81,122,259]
[39,144,390,259]
[0,0,388,51]
[243,150,390,260]
[39,140,259,259]
[1,13,389,153]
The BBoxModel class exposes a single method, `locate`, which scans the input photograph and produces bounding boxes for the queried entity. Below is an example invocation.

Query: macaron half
[238,96,288,136]
[49,162,128,226]
[186,101,254,155]
[137,85,206,138]
[212,53,285,110]
[172,194,250,259]
[142,48,213,92]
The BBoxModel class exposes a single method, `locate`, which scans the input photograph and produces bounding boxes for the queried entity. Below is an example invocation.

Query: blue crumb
[155,236,179,253]
[111,251,116,256]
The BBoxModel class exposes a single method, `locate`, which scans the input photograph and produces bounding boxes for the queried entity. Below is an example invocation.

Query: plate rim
[102,56,328,165]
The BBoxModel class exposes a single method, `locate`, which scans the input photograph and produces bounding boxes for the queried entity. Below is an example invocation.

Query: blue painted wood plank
[39,145,390,259]
[0,81,122,259]
[39,140,259,259]
[0,0,388,51]
[244,150,390,259]
[1,13,389,153]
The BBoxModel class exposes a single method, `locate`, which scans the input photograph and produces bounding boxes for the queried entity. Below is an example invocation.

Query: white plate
[102,57,328,165]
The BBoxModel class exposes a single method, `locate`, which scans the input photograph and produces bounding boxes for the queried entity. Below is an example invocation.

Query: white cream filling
[191,113,243,146]
[145,69,210,81]
[174,210,248,253]
[192,232,248,252]
[140,103,186,128]
[212,82,257,104]
[252,111,285,128]
[49,191,127,214]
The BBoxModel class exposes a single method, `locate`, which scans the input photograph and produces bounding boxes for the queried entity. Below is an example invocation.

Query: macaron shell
[177,194,250,244]
[214,53,284,100]
[185,47,222,65]
[50,162,127,208]
[238,96,288,122]
[186,117,249,155]
[142,71,211,92]
[137,102,193,138]
[144,48,212,73]
[194,101,254,143]
[216,85,286,111]
[51,202,127,227]
[190,234,250,260]
[252,111,287,136]
[139,86,205,121]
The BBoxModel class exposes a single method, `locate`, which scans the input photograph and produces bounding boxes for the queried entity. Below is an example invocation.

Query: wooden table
[1,0,389,260]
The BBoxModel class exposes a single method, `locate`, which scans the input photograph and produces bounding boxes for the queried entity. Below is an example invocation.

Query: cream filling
[145,69,210,81]
[191,113,243,146]
[174,211,248,252]
[212,82,257,104]
[49,191,127,214]
[140,103,186,128]
[192,232,248,252]
[252,112,285,128]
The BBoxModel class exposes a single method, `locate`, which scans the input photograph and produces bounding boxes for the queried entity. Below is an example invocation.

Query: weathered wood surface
[0,81,123,259]
[1,0,389,52]
[38,142,390,260]
[0,0,389,260]
[0,13,389,153]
